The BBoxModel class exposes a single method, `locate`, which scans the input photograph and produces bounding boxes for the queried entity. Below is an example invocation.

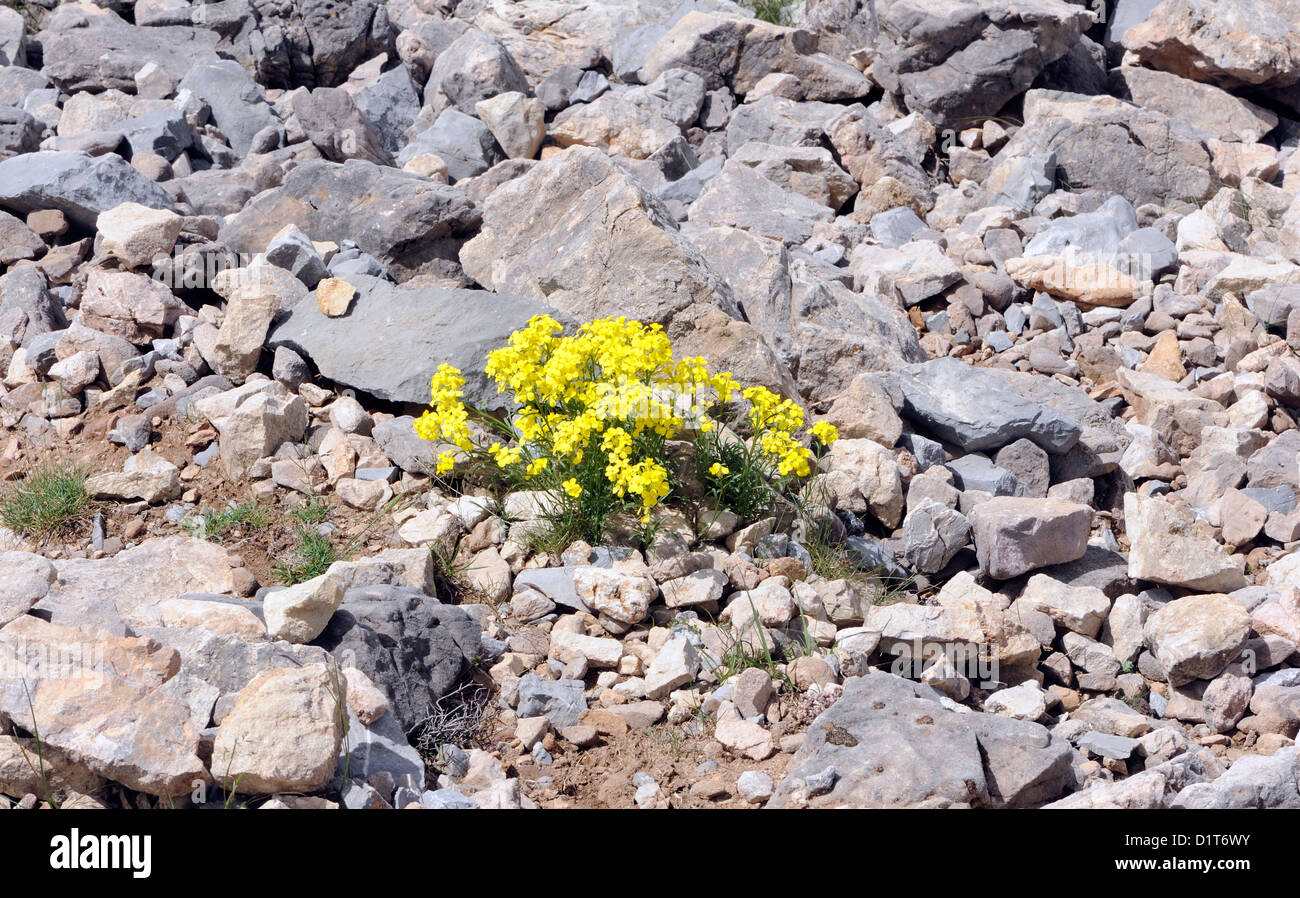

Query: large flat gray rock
[266,274,559,408]
[769,670,1075,808]
[0,150,176,229]
[219,159,480,282]
[892,357,1082,454]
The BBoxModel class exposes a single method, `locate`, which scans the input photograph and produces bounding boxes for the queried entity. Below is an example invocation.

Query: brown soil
[481,709,793,809]
[0,407,410,588]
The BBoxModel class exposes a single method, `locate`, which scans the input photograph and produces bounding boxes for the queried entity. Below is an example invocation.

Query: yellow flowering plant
[691,384,838,521]
[413,314,838,545]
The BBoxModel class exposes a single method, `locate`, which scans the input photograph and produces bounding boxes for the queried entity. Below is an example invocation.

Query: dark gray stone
[351,64,421,160]
[399,107,504,181]
[341,708,425,793]
[203,0,395,90]
[893,357,1082,454]
[111,107,194,161]
[0,150,177,229]
[218,158,479,282]
[948,454,1027,497]
[372,416,436,475]
[293,87,393,166]
[869,0,1093,130]
[312,585,481,733]
[176,60,279,159]
[266,225,328,288]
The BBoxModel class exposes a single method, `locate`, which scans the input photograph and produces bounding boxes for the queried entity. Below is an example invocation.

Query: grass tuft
[183,501,271,542]
[273,526,338,585]
[0,461,91,539]
[746,0,795,25]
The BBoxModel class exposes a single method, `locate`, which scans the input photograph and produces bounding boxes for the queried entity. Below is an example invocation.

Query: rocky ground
[0,0,1299,810]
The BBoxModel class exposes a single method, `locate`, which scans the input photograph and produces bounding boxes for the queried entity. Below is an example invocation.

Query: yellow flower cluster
[742,385,827,478]
[413,314,839,529]
[413,364,474,474]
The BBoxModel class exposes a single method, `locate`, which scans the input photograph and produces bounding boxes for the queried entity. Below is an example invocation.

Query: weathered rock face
[208,0,396,90]
[37,6,221,92]
[267,274,558,408]
[1123,0,1300,90]
[1109,65,1278,142]
[1144,593,1252,686]
[292,87,393,166]
[868,0,1095,129]
[212,664,345,794]
[991,90,1219,206]
[770,670,1075,808]
[688,225,923,399]
[637,11,872,100]
[46,537,239,632]
[311,586,481,733]
[0,151,177,229]
[1124,493,1248,592]
[1020,573,1111,638]
[460,146,735,324]
[0,615,209,797]
[220,159,480,282]
[969,497,1093,579]
[423,28,530,116]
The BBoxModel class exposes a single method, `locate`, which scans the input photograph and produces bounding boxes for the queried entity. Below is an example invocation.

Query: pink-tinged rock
[969,497,1092,579]
[0,616,209,797]
[1143,593,1252,686]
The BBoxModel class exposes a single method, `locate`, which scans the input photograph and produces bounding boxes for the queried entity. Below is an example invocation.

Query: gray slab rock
[177,60,279,158]
[892,357,1082,454]
[0,151,176,229]
[219,158,479,283]
[769,670,1074,808]
[267,274,560,408]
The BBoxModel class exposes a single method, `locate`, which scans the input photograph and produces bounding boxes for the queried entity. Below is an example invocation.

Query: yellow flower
[526,457,548,478]
[708,463,729,477]
[810,421,839,446]
[563,478,582,497]
[435,451,455,475]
